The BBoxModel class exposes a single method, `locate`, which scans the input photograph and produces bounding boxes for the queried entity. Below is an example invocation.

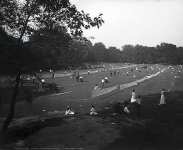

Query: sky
[71,0,183,49]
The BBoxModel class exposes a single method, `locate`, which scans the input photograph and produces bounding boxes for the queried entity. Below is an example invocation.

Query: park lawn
[1,64,183,150]
[21,65,183,150]
[0,64,163,117]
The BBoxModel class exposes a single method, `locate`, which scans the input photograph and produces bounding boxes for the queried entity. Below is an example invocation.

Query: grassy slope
[1,64,183,150]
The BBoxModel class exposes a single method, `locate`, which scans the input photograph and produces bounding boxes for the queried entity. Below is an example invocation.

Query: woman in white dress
[159,89,166,105]
[65,106,75,115]
[131,89,136,103]
[90,105,98,115]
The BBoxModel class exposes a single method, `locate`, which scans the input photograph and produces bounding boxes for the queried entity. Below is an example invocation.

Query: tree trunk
[2,72,21,132]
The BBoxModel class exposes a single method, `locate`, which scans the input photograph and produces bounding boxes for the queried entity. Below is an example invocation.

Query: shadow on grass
[0,116,66,145]
[101,90,183,150]
[0,83,64,105]
[1,90,183,150]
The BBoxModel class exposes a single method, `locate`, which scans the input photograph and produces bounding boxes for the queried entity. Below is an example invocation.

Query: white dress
[94,85,99,90]
[131,92,136,103]
[159,93,166,105]
[65,109,75,115]
[124,106,130,114]
[90,107,98,115]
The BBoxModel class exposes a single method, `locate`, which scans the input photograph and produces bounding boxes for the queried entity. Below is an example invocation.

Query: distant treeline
[1,27,183,74]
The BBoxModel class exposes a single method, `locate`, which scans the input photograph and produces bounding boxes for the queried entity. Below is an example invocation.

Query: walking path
[42,65,136,78]
[92,68,167,98]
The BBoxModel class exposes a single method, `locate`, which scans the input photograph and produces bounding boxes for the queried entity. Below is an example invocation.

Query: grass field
[1,63,183,150]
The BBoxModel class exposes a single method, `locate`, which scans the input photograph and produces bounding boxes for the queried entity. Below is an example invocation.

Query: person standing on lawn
[131,89,136,103]
[159,89,166,105]
[101,79,105,88]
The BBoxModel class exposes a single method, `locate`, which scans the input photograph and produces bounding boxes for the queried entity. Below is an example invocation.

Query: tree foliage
[0,0,104,131]
[0,0,104,73]
[122,43,183,64]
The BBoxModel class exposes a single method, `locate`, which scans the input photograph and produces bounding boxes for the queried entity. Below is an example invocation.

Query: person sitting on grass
[65,106,75,116]
[94,84,99,90]
[90,105,98,115]
[79,76,84,82]
[122,101,130,114]
[123,98,141,116]
[159,89,166,105]
[124,105,130,114]
[104,77,109,83]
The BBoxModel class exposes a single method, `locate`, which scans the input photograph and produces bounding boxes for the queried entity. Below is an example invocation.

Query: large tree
[68,37,93,65]
[0,0,104,131]
[28,25,72,69]
[92,42,106,62]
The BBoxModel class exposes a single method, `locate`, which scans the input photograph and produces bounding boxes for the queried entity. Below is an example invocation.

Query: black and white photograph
[0,0,183,149]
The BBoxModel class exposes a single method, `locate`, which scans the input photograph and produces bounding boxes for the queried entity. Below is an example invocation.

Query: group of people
[39,68,55,79]
[110,70,120,77]
[131,88,166,106]
[72,71,84,82]
[93,76,110,90]
[123,88,167,115]
[56,66,167,117]
[65,88,167,118]
[101,76,109,88]
[123,89,141,115]
[65,105,98,116]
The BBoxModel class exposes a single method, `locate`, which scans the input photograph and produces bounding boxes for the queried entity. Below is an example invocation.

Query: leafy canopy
[0,0,104,73]
[0,0,104,41]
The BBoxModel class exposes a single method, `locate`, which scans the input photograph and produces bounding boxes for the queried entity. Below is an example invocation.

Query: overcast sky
[71,0,183,49]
